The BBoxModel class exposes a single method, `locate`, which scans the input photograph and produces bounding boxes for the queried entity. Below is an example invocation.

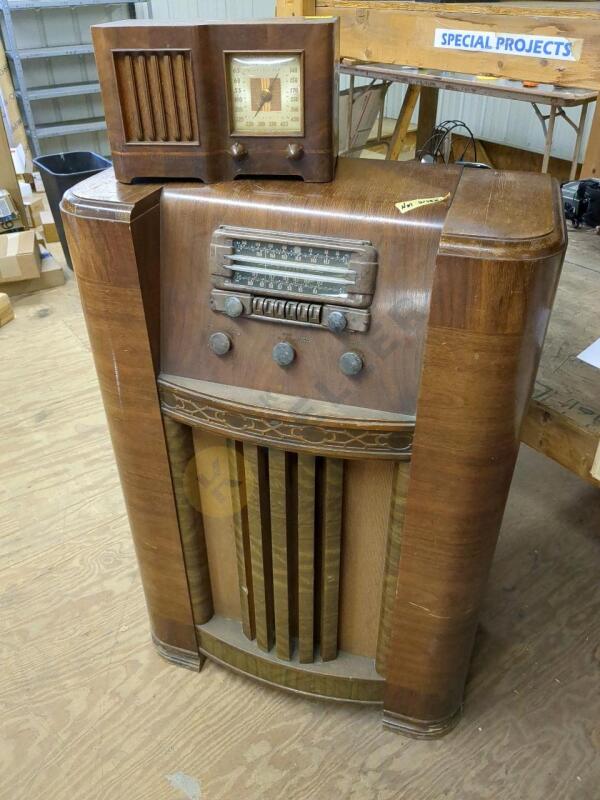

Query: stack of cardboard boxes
[0,144,66,300]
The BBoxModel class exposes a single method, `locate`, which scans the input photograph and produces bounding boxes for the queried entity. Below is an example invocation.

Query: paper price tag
[395,193,450,214]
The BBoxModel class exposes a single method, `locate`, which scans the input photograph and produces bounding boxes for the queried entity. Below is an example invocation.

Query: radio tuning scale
[227,53,304,137]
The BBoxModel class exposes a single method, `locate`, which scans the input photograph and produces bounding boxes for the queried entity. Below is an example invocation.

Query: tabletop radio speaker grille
[113,50,199,144]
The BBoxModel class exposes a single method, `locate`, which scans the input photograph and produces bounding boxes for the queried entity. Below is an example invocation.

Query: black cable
[417,118,477,164]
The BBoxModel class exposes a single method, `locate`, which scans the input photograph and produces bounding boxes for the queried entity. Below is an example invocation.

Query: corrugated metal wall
[4,0,594,161]
[1,3,134,156]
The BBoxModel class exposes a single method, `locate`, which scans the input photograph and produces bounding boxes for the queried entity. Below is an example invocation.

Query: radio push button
[297,303,309,323]
[272,341,295,367]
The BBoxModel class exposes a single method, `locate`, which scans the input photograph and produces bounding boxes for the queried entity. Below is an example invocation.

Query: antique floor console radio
[62,18,566,738]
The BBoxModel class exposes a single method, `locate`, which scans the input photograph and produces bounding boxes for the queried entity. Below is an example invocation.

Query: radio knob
[339,351,363,376]
[327,310,347,334]
[272,341,295,367]
[287,143,304,161]
[230,142,248,161]
[209,331,232,356]
[224,295,244,318]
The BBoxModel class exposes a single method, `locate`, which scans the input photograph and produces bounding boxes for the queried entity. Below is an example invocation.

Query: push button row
[252,297,321,324]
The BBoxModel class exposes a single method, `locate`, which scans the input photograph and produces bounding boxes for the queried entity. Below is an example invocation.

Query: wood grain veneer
[92,19,338,184]
[60,175,198,659]
[62,160,566,737]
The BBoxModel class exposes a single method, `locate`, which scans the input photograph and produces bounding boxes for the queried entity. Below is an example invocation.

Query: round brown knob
[230,142,248,161]
[286,143,304,161]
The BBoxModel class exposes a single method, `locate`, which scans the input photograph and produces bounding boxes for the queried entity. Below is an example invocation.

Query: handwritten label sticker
[434,29,582,62]
[395,193,451,214]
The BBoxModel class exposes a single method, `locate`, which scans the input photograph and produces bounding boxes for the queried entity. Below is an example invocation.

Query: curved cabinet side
[383,179,566,736]
[61,181,198,657]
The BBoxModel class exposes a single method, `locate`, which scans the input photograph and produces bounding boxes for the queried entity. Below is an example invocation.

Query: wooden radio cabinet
[61,159,565,737]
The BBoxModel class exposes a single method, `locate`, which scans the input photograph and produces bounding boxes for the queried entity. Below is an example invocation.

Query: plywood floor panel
[1,265,599,800]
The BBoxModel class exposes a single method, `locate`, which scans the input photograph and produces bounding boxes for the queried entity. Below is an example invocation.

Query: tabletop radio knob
[224,295,244,318]
[209,331,232,356]
[286,143,304,161]
[230,142,248,161]
[272,341,295,367]
[339,351,363,376]
[327,310,347,333]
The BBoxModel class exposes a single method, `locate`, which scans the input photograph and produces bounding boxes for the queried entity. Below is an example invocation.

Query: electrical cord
[416,119,477,164]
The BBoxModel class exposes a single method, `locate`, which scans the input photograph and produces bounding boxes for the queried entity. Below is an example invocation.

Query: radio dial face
[228,238,355,300]
[227,52,304,137]
[210,227,377,333]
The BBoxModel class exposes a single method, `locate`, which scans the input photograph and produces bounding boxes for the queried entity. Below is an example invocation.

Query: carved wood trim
[158,379,413,459]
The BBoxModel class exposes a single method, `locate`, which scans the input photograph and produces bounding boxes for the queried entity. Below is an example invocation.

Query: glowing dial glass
[227,52,303,136]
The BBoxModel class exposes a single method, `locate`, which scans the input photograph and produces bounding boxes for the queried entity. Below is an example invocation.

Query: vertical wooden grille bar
[163,417,213,625]
[376,461,411,676]
[243,443,275,652]
[319,458,344,662]
[227,439,255,640]
[114,50,198,144]
[297,454,316,663]
[269,449,292,660]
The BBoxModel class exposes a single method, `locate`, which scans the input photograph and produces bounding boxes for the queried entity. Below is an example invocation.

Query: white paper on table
[577,338,600,369]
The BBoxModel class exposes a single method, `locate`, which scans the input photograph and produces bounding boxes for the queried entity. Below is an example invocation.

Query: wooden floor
[1,242,599,800]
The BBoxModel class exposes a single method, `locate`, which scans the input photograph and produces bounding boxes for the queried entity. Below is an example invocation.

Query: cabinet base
[151,633,203,671]
[382,707,462,739]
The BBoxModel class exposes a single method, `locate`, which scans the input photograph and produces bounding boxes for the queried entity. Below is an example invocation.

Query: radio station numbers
[227,238,355,299]
[227,52,303,136]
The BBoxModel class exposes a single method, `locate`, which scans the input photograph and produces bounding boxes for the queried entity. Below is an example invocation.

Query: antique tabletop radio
[62,18,566,738]
[92,18,338,183]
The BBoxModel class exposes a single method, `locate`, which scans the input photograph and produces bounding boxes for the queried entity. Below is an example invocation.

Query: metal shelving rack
[0,0,151,156]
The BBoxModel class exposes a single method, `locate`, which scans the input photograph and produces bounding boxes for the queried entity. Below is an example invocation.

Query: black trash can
[33,151,111,269]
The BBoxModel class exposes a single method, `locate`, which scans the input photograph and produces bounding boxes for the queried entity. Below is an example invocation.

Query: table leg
[387,84,420,161]
[581,100,600,179]
[416,87,439,156]
[345,74,355,154]
[542,105,556,173]
[571,102,590,181]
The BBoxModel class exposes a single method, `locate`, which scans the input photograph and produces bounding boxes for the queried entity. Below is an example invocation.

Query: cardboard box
[2,256,65,296]
[33,171,44,193]
[0,230,41,283]
[40,210,59,243]
[11,144,27,175]
[0,292,14,326]
[23,195,44,228]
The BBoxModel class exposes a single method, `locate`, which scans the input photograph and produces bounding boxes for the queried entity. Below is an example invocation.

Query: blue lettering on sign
[434,28,577,61]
